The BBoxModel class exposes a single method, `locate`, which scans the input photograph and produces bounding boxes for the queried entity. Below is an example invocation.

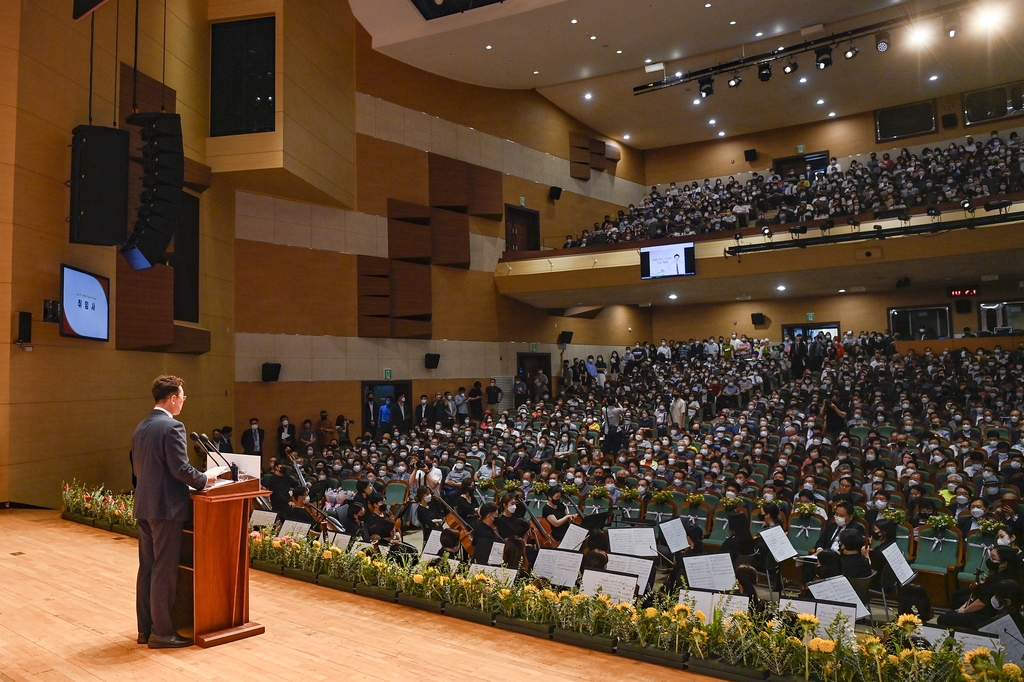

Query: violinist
[364,493,400,545]
[415,487,445,543]
[284,486,317,526]
[472,502,504,564]
[542,485,581,542]
[452,480,479,524]
[426,528,468,566]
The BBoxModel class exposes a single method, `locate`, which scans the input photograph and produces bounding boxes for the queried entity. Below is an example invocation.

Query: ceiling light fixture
[799,77,807,83]
[875,30,891,52]
[645,58,652,64]
[908,24,931,46]
[838,289,846,293]
[584,93,592,100]
[485,45,492,50]
[669,294,678,300]
[817,98,825,104]
[698,76,714,97]
[616,50,623,54]
[728,74,743,87]
[755,31,764,37]
[704,2,711,7]
[590,35,597,40]
[929,75,939,81]
[944,13,960,37]
[844,45,859,59]
[533,70,539,74]
[718,131,725,137]
[675,71,683,77]
[784,60,799,74]
[571,19,577,24]
[693,98,701,105]
[757,62,772,81]
[709,118,716,125]
[815,46,833,69]
[623,134,630,140]
[829,112,836,117]
[776,285,786,291]
[729,21,737,25]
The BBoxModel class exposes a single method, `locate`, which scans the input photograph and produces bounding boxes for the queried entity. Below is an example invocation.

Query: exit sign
[383,368,392,380]
[519,197,526,206]
[796,145,806,154]
[806,312,815,321]
[530,342,538,352]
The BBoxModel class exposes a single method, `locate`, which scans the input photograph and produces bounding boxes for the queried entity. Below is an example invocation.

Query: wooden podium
[175,477,270,647]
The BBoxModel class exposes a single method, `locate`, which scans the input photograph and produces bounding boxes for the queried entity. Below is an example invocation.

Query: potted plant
[493,582,555,638]
[927,513,955,531]
[248,529,284,575]
[550,588,616,653]
[443,571,500,626]
[687,601,769,682]
[316,546,361,592]
[880,507,907,525]
[616,594,689,669]
[686,492,706,507]
[353,553,401,602]
[794,502,818,518]
[60,480,94,526]
[395,566,444,613]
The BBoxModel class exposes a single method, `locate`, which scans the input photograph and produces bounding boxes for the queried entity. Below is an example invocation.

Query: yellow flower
[322,551,332,559]
[645,607,659,618]
[572,594,588,605]
[272,540,281,548]
[916,650,933,664]
[541,589,557,601]
[965,647,992,669]
[796,613,820,626]
[888,655,900,666]
[693,610,706,622]
[313,540,322,548]
[808,638,835,653]
[863,636,884,657]
[1002,663,1022,679]
[474,573,491,582]
[897,613,922,633]
[674,603,691,615]
[524,584,539,593]
[413,574,425,584]
[498,589,511,598]
[559,590,571,598]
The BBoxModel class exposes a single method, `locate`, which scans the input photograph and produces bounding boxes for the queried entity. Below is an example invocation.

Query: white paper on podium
[881,542,917,585]
[608,527,658,557]
[218,453,262,478]
[760,524,798,562]
[807,575,869,619]
[605,553,655,591]
[277,520,312,538]
[580,569,637,604]
[679,589,715,622]
[421,531,443,556]
[981,615,1024,663]
[469,564,518,585]
[659,517,690,554]
[533,548,584,587]
[683,553,737,591]
[325,531,351,550]
[487,541,506,566]
[249,510,279,528]
[559,524,589,551]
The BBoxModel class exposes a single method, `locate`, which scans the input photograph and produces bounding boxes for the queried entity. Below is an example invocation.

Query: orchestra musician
[415,487,445,543]
[426,528,468,567]
[472,502,504,564]
[542,485,580,542]
[284,486,318,526]
[363,493,400,545]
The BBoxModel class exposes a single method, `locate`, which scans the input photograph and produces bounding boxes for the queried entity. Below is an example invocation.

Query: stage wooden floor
[0,510,710,682]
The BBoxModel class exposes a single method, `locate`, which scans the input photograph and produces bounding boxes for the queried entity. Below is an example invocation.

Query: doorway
[517,353,552,402]
[505,204,540,252]
[361,381,413,435]
[781,322,840,340]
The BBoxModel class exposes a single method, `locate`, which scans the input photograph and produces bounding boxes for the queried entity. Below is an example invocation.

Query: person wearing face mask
[995,494,1024,536]
[721,510,756,567]
[414,486,445,543]
[241,417,265,458]
[542,485,581,542]
[947,486,972,518]
[957,499,991,536]
[939,547,1024,629]
[275,415,297,456]
[813,501,855,555]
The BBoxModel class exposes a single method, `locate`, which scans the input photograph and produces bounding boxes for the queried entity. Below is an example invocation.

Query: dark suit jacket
[131,408,208,521]
[415,403,433,426]
[392,401,410,431]
[276,424,297,455]
[815,521,843,552]
[240,427,266,455]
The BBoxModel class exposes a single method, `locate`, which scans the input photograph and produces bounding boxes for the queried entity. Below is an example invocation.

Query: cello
[436,493,476,555]
[514,489,560,549]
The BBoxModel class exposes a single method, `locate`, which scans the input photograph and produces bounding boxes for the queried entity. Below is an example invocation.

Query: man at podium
[132,375,220,649]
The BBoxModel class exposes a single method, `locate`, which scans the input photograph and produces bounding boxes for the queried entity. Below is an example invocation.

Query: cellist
[472,502,504,564]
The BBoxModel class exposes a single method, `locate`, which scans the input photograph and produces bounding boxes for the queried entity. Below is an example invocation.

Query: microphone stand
[201,433,238,480]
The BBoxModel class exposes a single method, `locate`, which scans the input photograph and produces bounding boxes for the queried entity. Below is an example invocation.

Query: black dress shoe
[137,633,150,645]
[148,634,194,649]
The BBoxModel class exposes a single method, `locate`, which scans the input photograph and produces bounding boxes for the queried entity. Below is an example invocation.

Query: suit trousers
[137,518,185,637]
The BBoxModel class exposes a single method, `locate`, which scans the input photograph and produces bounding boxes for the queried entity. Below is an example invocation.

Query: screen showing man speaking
[640,242,696,280]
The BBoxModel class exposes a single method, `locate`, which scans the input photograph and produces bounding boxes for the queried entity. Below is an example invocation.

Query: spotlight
[698,76,714,98]
[960,198,973,211]
[927,205,941,217]
[783,60,798,74]
[984,199,1013,213]
[875,31,890,52]
[944,13,960,38]
[728,75,743,88]
[873,224,885,239]
[761,224,772,236]
[846,217,861,227]
[819,219,835,233]
[734,232,743,242]
[788,225,807,235]
[757,63,772,82]
[815,46,833,70]
[844,46,859,60]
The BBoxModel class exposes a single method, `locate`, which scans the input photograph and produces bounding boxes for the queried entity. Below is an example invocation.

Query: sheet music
[814,602,857,639]
[779,598,818,616]
[607,527,658,557]
[421,531,443,556]
[351,541,376,555]
[807,575,869,619]
[277,520,312,538]
[559,524,589,551]
[605,553,655,591]
[920,625,952,651]
[659,517,690,554]
[447,558,462,573]
[954,631,1000,653]
[533,548,584,587]
[683,553,737,591]
[679,589,715,622]
[760,524,799,562]
[881,542,917,586]
[325,531,351,550]
[712,592,750,616]
[249,510,279,528]
[487,541,506,566]
[981,615,1024,663]
[580,569,637,604]
[469,564,518,585]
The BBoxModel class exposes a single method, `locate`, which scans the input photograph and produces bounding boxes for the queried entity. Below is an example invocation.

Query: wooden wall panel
[357,295,390,317]
[569,132,590,149]
[356,135,429,217]
[234,379,362,453]
[429,208,470,269]
[570,162,590,181]
[387,219,432,262]
[115,258,175,350]
[467,165,503,221]
[169,323,212,354]
[569,148,591,164]
[428,153,469,212]
[391,318,431,339]
[356,255,391,338]
[386,198,431,225]
[389,260,432,319]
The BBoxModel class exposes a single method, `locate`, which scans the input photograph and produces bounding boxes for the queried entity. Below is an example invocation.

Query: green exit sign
[806,313,815,321]
[796,145,806,154]
[530,342,538,352]
[383,368,392,380]
[519,197,526,206]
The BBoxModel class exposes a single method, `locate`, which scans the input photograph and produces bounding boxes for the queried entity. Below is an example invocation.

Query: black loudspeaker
[751,313,766,326]
[424,353,441,369]
[70,125,130,246]
[743,148,758,162]
[121,113,184,270]
[549,186,563,201]
[941,113,959,130]
[17,311,31,343]
[261,362,281,382]
[955,299,973,314]
[557,331,574,344]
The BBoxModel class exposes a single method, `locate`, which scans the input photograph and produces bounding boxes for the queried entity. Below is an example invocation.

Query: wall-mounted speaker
[743,149,758,162]
[17,311,31,343]
[549,186,563,201]
[557,331,574,345]
[954,299,973,314]
[751,313,766,326]
[261,362,281,382]
[69,125,130,246]
[424,353,441,369]
[941,113,959,130]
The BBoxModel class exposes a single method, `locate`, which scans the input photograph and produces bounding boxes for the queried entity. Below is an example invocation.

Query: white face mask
[282,420,289,427]
[507,503,517,514]
[991,597,1005,610]
[763,492,774,502]
[998,537,1012,546]
[835,516,849,527]
[874,500,887,510]
[423,494,432,503]
[971,507,986,518]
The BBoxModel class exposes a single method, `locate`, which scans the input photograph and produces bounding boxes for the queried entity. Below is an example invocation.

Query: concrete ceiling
[351,0,1024,148]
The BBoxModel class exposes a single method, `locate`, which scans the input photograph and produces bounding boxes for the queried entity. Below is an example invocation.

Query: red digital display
[948,288,978,298]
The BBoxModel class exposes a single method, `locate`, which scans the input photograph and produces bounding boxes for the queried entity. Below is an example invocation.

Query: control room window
[210,17,276,137]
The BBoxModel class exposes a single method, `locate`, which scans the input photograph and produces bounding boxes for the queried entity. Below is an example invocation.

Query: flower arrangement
[977,518,1003,535]
[560,483,580,497]
[880,507,908,524]
[685,492,706,507]
[720,495,743,510]
[61,479,137,529]
[618,487,640,501]
[927,513,956,530]
[795,502,819,517]
[588,486,609,499]
[531,481,549,494]
[651,490,675,505]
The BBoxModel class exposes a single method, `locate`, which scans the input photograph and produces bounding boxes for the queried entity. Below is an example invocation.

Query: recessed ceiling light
[704,2,711,7]
[799,77,807,83]
[693,98,701,105]
[718,131,725,137]
[645,58,652,63]
[533,71,539,74]
[838,289,846,293]
[709,119,716,125]
[668,294,678,300]
[590,35,597,40]
[675,71,683,77]
[616,50,622,54]
[755,32,764,37]
[828,112,836,117]
[729,20,737,25]
[623,134,630,140]
[816,99,824,104]
[571,19,577,24]
[584,93,592,100]
[485,45,492,50]
[776,285,786,291]
[929,75,939,81]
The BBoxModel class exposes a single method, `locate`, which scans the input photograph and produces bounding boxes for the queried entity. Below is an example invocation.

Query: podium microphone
[190,432,229,470]
[200,433,239,480]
